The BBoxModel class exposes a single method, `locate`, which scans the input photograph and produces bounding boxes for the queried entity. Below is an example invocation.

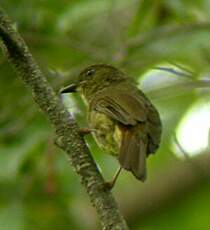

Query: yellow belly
[89,111,121,155]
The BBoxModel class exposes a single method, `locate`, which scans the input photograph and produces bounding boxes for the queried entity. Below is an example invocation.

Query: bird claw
[103,181,114,190]
[78,127,96,135]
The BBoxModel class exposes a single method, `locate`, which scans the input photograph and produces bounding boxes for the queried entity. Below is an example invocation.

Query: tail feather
[119,126,147,181]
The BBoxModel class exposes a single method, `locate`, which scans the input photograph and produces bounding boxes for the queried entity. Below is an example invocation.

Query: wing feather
[91,89,147,126]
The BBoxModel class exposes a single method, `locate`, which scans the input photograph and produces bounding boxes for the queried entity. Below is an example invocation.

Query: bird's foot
[103,181,115,190]
[78,127,96,135]
[103,167,122,190]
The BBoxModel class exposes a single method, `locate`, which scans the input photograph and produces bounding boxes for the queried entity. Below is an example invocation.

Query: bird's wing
[91,89,148,126]
[91,87,161,181]
[91,88,149,180]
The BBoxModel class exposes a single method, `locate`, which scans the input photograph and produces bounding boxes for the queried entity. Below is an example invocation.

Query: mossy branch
[0,7,128,230]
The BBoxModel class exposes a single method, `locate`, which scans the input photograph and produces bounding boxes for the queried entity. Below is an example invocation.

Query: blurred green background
[1,0,210,229]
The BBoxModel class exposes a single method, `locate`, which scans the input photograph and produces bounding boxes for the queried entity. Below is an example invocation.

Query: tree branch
[0,7,128,230]
[75,153,210,229]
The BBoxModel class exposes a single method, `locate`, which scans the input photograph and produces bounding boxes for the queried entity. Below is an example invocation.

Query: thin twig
[153,66,193,79]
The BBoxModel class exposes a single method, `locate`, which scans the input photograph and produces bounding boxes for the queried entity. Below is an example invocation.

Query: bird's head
[60,64,127,101]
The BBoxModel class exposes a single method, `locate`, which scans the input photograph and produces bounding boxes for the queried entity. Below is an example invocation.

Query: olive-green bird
[61,64,161,186]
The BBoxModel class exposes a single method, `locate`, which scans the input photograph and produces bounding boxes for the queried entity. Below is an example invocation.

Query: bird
[60,64,161,188]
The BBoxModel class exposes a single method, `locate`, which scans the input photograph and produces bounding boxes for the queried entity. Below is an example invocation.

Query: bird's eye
[86,69,95,77]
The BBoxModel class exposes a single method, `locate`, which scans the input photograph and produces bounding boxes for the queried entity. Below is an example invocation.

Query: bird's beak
[60,83,77,94]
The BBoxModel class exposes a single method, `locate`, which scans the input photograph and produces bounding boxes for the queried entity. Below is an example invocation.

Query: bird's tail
[118,125,148,181]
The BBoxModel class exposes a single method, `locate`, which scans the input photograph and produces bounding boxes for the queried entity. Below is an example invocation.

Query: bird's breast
[89,110,121,155]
